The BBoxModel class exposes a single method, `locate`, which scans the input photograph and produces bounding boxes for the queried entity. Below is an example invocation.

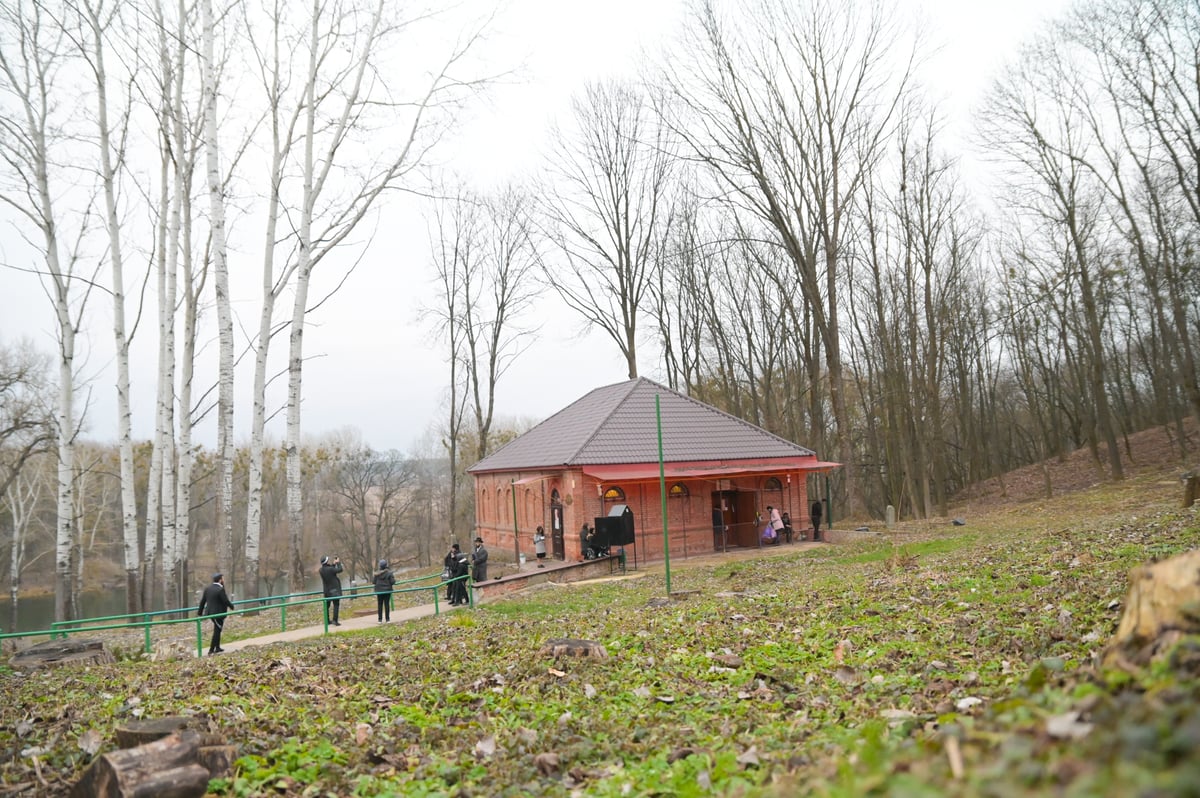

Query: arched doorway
[550,490,565,560]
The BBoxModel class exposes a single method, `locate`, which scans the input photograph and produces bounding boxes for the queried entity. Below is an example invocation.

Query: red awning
[582,460,840,482]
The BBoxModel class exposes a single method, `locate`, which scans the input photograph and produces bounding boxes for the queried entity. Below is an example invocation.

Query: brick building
[467,378,838,568]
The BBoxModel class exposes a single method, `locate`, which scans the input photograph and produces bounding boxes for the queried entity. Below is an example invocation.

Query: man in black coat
[319,555,344,626]
[197,573,234,655]
[471,536,488,583]
[451,548,470,606]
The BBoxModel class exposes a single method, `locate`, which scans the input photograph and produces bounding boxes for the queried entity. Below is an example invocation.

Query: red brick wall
[472,469,813,564]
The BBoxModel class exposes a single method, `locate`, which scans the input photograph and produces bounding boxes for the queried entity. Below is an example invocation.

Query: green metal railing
[2,570,474,659]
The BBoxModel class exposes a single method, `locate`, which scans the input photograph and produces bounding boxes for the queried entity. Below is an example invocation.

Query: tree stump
[113,719,234,781]
[115,717,220,749]
[537,638,609,659]
[10,638,114,670]
[1183,471,1198,509]
[1104,548,1200,670]
[70,733,210,798]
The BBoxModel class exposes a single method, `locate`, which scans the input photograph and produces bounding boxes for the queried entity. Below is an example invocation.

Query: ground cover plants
[2,470,1199,796]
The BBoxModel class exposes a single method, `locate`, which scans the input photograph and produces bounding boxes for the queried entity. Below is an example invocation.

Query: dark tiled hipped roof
[468,377,814,473]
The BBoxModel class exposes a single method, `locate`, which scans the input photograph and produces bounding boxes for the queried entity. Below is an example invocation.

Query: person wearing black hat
[319,555,344,626]
[373,559,395,622]
[471,536,488,583]
[197,573,234,655]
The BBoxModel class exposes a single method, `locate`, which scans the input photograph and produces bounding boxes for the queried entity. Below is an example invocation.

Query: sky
[0,0,1073,454]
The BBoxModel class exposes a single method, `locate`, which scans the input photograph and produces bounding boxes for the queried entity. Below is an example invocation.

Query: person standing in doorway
[768,505,784,543]
[471,536,489,582]
[197,573,234,655]
[319,555,344,626]
[533,526,547,567]
[373,559,395,622]
[811,500,823,541]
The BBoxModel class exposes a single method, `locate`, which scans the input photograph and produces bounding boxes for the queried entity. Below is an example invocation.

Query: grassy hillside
[3,470,1199,796]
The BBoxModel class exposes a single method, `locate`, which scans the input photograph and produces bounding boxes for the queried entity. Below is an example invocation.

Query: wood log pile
[70,717,235,798]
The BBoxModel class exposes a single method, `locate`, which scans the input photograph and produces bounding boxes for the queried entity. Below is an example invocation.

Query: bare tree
[663,0,915,514]
[541,79,676,380]
[0,0,98,621]
[4,454,48,632]
[275,0,494,591]
[983,33,1126,481]
[0,340,55,500]
[198,0,236,593]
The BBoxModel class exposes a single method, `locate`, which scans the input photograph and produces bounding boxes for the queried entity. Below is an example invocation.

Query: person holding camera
[319,555,344,626]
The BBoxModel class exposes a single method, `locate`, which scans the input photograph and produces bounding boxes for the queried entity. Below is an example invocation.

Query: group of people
[764,501,824,544]
[443,537,489,605]
[319,554,396,624]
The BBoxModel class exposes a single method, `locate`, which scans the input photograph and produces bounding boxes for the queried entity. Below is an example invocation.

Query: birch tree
[69,0,148,610]
[270,0,492,590]
[200,0,235,588]
[0,0,97,621]
[4,457,47,632]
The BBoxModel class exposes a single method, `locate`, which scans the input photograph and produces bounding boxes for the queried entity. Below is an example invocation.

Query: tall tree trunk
[201,0,235,586]
[81,0,142,613]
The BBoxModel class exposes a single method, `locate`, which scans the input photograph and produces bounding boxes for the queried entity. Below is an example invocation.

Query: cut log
[10,638,114,670]
[537,638,609,659]
[196,744,236,779]
[115,718,221,749]
[69,733,210,798]
[1104,548,1200,669]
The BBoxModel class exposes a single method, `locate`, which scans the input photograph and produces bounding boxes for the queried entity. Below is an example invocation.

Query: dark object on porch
[589,504,635,558]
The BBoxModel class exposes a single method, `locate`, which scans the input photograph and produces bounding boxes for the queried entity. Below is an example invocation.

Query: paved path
[215,542,818,657]
[219,598,463,654]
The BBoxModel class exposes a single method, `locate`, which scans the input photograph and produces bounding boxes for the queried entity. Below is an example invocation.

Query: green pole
[825,475,832,530]
[511,478,521,567]
[657,394,671,595]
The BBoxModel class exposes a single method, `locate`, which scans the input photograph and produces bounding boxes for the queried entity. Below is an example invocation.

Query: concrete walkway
[214,542,820,657]
[219,598,463,654]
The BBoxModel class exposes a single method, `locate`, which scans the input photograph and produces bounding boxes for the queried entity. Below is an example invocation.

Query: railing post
[281,603,287,632]
[143,613,152,654]
[196,619,204,658]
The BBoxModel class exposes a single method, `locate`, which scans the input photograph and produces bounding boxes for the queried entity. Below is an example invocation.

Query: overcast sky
[0,0,1072,453]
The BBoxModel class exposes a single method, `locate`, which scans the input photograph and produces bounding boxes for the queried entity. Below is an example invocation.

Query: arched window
[669,482,689,498]
[602,486,625,502]
[764,477,783,491]
[550,489,561,505]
